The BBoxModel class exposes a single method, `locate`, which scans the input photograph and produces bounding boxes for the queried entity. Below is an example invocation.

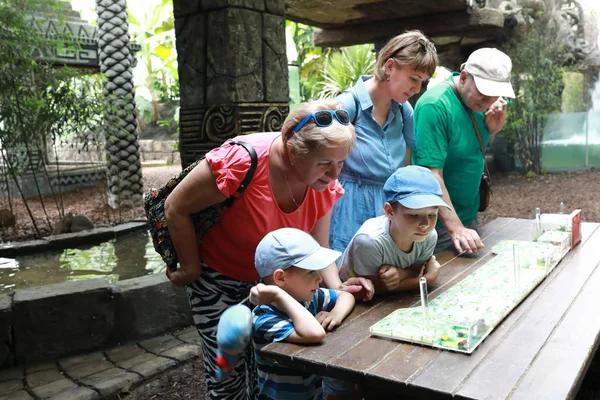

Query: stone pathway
[0,326,201,400]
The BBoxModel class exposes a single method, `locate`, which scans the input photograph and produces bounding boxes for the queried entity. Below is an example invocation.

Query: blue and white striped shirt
[252,288,338,400]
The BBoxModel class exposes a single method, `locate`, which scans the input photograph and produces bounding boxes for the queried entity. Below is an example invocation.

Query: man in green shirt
[413,48,515,254]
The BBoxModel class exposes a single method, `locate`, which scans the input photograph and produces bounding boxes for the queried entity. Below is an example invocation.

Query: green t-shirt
[412,73,488,227]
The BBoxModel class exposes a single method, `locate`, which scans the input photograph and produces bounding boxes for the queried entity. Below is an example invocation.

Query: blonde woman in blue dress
[330,30,438,254]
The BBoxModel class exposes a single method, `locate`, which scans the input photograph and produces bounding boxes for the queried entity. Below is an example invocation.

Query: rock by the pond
[52,213,95,235]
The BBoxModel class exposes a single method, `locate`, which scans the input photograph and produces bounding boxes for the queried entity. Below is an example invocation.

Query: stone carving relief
[493,0,594,62]
[202,106,238,143]
[261,106,286,132]
[179,103,288,167]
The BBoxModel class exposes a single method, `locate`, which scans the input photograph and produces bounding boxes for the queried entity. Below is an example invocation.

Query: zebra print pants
[186,264,259,400]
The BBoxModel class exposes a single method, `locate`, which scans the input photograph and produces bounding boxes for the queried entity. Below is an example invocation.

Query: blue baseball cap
[383,166,451,210]
[255,228,341,278]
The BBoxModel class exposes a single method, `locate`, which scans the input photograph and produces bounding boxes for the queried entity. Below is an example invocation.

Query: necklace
[280,150,301,215]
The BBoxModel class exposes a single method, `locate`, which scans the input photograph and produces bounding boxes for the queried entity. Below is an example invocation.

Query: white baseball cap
[254,228,341,278]
[460,48,516,99]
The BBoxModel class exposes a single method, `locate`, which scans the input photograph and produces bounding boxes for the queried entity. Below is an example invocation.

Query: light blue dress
[330,76,415,253]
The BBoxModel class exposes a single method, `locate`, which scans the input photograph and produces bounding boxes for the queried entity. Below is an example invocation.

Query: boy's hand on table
[340,277,375,302]
[421,256,442,283]
[315,311,343,331]
[379,265,410,291]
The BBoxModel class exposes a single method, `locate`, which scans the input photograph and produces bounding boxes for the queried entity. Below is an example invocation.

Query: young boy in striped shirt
[250,228,356,400]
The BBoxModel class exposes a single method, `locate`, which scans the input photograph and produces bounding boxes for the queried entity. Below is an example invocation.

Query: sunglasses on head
[293,110,350,133]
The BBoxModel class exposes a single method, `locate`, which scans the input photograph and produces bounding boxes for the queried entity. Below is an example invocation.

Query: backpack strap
[446,81,492,184]
[227,140,258,198]
[342,90,361,125]
[342,89,405,125]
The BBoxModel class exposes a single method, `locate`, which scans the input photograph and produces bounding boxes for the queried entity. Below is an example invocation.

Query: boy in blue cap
[251,228,356,400]
[339,165,452,293]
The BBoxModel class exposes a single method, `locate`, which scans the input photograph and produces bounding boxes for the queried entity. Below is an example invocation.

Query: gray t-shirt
[339,215,437,279]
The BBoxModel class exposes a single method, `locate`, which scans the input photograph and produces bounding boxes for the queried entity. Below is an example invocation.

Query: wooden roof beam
[313,8,505,48]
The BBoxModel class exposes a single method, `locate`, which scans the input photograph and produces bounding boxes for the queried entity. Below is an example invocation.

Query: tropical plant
[128,0,178,124]
[561,72,586,113]
[502,26,566,175]
[287,21,329,101]
[317,44,376,99]
[0,0,115,237]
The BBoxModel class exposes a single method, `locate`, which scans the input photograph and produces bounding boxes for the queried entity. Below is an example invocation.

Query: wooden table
[261,218,600,399]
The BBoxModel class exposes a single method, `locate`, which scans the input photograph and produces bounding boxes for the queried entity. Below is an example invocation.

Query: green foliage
[502,27,566,175]
[129,0,178,123]
[286,21,376,101]
[287,21,329,101]
[317,44,375,99]
[0,0,114,236]
[561,72,586,113]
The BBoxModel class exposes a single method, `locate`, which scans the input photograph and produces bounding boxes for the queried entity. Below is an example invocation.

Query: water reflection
[59,241,117,272]
[0,231,166,294]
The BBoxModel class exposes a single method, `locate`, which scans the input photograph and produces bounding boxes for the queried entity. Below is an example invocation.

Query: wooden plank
[325,220,531,383]
[409,223,600,395]
[455,223,600,399]
[262,218,527,373]
[478,217,517,239]
[434,217,516,267]
[261,219,547,388]
[509,259,600,399]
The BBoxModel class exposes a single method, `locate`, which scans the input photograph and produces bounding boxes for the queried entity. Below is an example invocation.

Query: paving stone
[25,362,56,374]
[79,368,123,386]
[139,336,182,354]
[176,328,201,345]
[113,352,155,370]
[0,379,23,395]
[63,360,114,380]
[174,326,196,337]
[160,344,201,363]
[105,344,145,364]
[59,352,106,370]
[26,368,64,388]
[129,357,177,379]
[30,379,76,399]
[0,390,34,400]
[0,367,23,383]
[48,386,99,400]
[79,368,141,397]
[138,334,175,349]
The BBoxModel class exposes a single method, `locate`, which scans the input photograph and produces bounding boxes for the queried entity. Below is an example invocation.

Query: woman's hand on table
[339,277,374,302]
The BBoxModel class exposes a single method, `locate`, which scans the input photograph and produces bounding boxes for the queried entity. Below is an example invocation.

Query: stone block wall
[139,140,181,165]
[1,274,193,368]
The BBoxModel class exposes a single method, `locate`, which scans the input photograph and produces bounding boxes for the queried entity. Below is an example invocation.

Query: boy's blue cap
[383,166,451,210]
[255,228,341,278]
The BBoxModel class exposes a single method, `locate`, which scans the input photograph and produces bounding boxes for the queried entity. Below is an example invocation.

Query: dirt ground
[2,166,600,243]
[121,358,207,400]
[2,166,600,398]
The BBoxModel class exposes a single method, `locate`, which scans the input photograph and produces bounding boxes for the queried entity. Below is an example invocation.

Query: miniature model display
[370,208,582,353]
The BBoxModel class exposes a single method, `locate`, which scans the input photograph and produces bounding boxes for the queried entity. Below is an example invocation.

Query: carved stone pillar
[96,0,143,208]
[173,0,289,167]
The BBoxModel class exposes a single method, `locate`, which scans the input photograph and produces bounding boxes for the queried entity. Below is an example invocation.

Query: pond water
[0,231,166,294]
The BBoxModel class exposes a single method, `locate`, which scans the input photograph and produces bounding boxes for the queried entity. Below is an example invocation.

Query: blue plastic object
[215,304,253,381]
